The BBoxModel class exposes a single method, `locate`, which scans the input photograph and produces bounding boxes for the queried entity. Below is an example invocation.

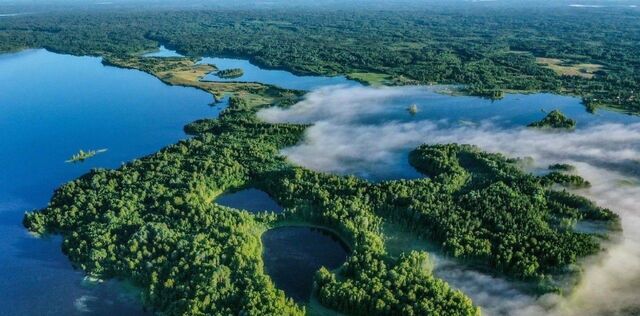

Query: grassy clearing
[307,295,344,316]
[347,72,391,86]
[347,72,417,86]
[104,55,281,103]
[381,221,438,260]
[536,57,603,79]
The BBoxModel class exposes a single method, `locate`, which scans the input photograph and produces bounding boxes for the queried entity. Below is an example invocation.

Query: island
[65,149,107,163]
[407,103,419,115]
[549,163,576,172]
[216,68,244,79]
[528,109,576,129]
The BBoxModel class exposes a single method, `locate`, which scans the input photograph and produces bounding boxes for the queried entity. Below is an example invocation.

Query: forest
[527,110,577,129]
[216,68,244,79]
[0,6,639,113]
[24,90,618,314]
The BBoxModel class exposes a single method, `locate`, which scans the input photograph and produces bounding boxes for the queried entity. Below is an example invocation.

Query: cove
[0,49,217,315]
[142,45,184,58]
[262,227,349,302]
[215,188,284,213]
[141,46,360,90]
[198,56,360,91]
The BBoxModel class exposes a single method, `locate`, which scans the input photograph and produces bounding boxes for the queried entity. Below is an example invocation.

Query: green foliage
[396,144,616,279]
[315,252,478,316]
[1,7,640,112]
[528,110,576,129]
[548,163,576,172]
[541,171,591,189]
[216,68,244,79]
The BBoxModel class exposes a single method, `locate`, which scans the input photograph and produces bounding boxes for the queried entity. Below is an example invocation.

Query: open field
[536,57,604,79]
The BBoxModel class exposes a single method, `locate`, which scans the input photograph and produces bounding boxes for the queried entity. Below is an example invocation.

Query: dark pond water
[215,188,284,213]
[0,49,217,315]
[261,227,349,302]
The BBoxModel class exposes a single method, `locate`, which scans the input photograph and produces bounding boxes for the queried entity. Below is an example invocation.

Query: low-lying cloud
[258,85,640,315]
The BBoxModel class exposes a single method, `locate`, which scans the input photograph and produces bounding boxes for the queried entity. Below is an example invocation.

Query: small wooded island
[407,103,419,115]
[216,68,244,79]
[65,149,107,163]
[528,109,576,129]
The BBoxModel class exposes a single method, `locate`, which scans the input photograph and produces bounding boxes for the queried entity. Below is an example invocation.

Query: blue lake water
[378,90,639,128]
[0,49,217,315]
[198,57,359,90]
[142,45,184,58]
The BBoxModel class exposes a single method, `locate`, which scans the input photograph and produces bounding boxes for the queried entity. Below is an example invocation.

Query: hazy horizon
[1,0,639,13]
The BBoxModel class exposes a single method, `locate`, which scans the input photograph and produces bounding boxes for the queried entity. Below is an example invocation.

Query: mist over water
[258,85,640,315]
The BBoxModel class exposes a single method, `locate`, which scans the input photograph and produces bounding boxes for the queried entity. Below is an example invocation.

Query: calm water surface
[142,45,184,58]
[0,49,216,315]
[321,89,640,129]
[215,188,284,213]
[142,46,359,90]
[261,227,349,302]
[198,57,359,90]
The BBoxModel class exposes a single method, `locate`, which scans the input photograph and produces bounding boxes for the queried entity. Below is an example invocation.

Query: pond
[215,188,284,213]
[261,227,349,302]
[0,49,216,315]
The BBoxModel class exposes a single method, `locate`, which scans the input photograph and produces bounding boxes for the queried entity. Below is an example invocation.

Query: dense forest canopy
[1,5,639,112]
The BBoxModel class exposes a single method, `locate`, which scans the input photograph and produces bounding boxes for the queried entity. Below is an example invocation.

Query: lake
[261,227,349,302]
[0,49,216,315]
